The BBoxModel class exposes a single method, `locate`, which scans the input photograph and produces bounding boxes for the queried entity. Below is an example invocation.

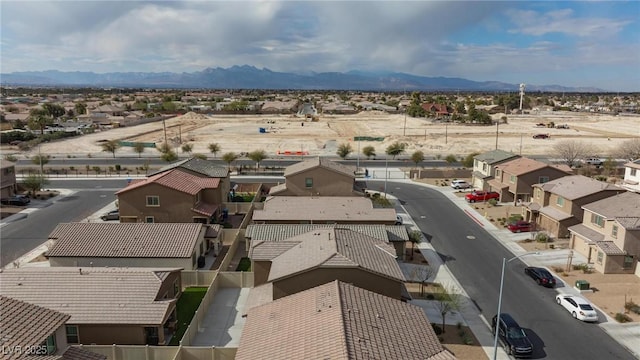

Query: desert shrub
[488,198,498,207]
[4,154,17,162]
[508,214,523,222]
[115,164,121,171]
[572,263,592,273]
[535,233,550,243]
[615,313,632,323]
[431,324,443,335]
[552,266,564,273]
[625,301,640,315]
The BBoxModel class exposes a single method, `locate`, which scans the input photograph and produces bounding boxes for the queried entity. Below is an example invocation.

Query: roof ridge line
[335,281,351,358]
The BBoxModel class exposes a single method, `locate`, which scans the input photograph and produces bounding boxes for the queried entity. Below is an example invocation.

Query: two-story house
[471,149,520,190]
[1,267,183,346]
[1,160,17,198]
[269,157,364,196]
[116,158,230,223]
[488,157,572,204]
[622,159,640,193]
[524,175,626,238]
[568,192,640,274]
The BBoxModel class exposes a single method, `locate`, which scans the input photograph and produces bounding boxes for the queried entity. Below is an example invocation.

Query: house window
[623,255,634,269]
[66,325,79,344]
[597,251,603,264]
[146,195,160,207]
[631,169,637,176]
[145,216,155,223]
[496,169,501,177]
[556,196,564,207]
[482,163,487,172]
[539,176,550,183]
[509,175,516,183]
[535,188,541,199]
[42,334,56,354]
[612,225,618,239]
[305,178,313,188]
[590,213,604,228]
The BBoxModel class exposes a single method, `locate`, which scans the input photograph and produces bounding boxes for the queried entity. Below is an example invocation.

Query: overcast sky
[2,1,638,91]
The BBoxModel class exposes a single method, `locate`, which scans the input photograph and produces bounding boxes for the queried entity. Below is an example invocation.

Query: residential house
[260,100,298,113]
[0,296,107,360]
[249,228,407,301]
[1,267,182,346]
[117,158,229,223]
[269,157,363,196]
[236,280,456,360]
[245,223,408,259]
[46,223,220,269]
[488,157,572,203]
[421,103,450,117]
[252,196,397,224]
[524,175,626,238]
[471,149,521,190]
[568,192,640,274]
[1,160,17,198]
[89,104,125,116]
[296,102,317,117]
[622,159,640,193]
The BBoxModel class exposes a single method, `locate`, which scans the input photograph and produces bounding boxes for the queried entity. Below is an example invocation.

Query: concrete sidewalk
[400,179,640,359]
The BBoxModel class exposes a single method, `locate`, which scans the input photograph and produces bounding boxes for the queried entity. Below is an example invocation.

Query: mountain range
[0,65,603,92]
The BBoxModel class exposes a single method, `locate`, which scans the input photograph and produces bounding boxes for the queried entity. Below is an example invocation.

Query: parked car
[508,220,533,233]
[532,134,550,139]
[450,179,471,189]
[524,266,556,287]
[555,294,598,322]
[100,209,120,221]
[465,191,500,203]
[583,157,603,166]
[491,313,533,358]
[0,195,31,206]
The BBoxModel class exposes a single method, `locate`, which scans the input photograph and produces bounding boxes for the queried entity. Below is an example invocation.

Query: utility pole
[403,109,407,136]
[162,118,168,145]
[495,120,499,150]
[445,123,448,145]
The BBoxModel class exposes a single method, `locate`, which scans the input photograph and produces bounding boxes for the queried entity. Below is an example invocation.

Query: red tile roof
[116,168,220,195]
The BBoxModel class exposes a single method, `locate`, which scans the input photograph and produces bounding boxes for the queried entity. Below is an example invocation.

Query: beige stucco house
[236,281,456,360]
[46,222,220,269]
[524,175,626,238]
[471,149,520,190]
[249,228,408,301]
[488,157,573,203]
[116,158,230,223]
[0,267,183,346]
[568,192,640,274]
[622,159,640,193]
[269,157,364,196]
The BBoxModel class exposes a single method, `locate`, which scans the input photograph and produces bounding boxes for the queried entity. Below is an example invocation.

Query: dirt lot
[3,111,639,161]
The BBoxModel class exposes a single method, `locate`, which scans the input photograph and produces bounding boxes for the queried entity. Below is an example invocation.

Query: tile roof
[252,196,397,222]
[568,224,605,243]
[62,347,107,360]
[0,267,180,325]
[582,192,640,218]
[534,175,623,200]
[0,296,70,357]
[624,159,640,170]
[116,168,220,195]
[616,217,640,230]
[474,149,519,164]
[151,157,229,178]
[192,202,218,216]
[596,241,626,255]
[236,280,455,360]
[539,206,573,221]
[283,157,356,178]
[265,228,405,282]
[246,224,408,242]
[495,157,553,175]
[46,223,204,258]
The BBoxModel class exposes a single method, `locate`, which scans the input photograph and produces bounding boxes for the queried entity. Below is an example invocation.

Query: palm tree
[222,152,239,170]
[408,230,422,261]
[336,143,353,159]
[248,149,268,171]
[181,143,193,156]
[208,143,221,158]
[386,141,407,159]
[101,140,120,158]
[411,150,425,168]
[362,145,376,159]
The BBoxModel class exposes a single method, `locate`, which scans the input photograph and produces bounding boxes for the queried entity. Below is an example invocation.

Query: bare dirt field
[6,111,639,160]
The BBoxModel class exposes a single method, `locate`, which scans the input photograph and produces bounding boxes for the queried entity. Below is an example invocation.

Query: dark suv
[492,313,533,358]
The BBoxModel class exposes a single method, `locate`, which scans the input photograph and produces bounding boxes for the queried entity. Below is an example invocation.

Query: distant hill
[0,65,604,92]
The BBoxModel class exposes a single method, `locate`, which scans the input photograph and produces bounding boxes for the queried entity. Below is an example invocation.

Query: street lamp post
[384,155,388,198]
[493,252,539,360]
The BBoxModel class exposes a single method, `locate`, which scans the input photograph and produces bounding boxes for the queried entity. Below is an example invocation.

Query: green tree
[192,153,207,160]
[434,284,463,333]
[222,152,239,170]
[181,143,193,155]
[336,143,353,159]
[28,108,53,135]
[386,142,407,159]
[74,102,87,115]
[462,152,480,168]
[362,145,376,159]
[161,150,178,162]
[42,103,65,118]
[208,143,220,158]
[133,142,146,158]
[248,149,268,170]
[445,154,457,164]
[22,174,49,193]
[408,230,422,261]
[602,157,617,176]
[411,150,425,168]
[157,142,172,154]
[101,140,120,158]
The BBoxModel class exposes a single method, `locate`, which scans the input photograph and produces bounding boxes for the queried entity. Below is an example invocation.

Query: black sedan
[524,266,556,287]
[0,195,31,206]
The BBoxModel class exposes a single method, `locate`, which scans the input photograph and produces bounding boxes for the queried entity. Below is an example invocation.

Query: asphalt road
[0,179,125,267]
[380,180,635,360]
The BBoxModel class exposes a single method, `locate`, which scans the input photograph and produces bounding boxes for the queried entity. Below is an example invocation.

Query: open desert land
[13,111,640,159]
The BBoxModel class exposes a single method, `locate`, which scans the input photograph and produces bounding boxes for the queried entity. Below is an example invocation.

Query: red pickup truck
[465,191,500,203]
